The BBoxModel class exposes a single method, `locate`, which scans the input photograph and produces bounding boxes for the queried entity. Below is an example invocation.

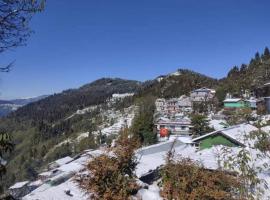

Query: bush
[78,131,140,200]
[161,156,243,200]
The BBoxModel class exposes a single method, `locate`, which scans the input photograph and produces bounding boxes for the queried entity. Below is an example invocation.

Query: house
[155,96,192,115]
[245,97,264,109]
[190,87,216,102]
[223,98,247,109]
[38,169,62,181]
[155,98,166,112]
[177,95,192,112]
[192,124,258,150]
[155,117,192,138]
[253,82,270,113]
[166,98,181,114]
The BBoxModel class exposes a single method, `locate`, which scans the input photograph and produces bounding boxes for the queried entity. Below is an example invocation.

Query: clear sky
[1,0,270,99]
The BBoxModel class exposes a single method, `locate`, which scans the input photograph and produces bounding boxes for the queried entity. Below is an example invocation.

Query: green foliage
[45,143,72,163]
[219,47,270,96]
[191,114,213,136]
[10,78,140,123]
[224,108,252,126]
[131,95,157,145]
[0,131,14,178]
[75,133,97,153]
[138,69,218,98]
[215,87,227,105]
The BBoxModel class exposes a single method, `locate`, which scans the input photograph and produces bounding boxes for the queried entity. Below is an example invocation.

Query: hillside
[216,48,270,101]
[9,78,141,123]
[2,48,270,192]
[0,78,141,190]
[138,69,218,98]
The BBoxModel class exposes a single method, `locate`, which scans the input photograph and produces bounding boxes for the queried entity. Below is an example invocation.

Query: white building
[190,87,216,102]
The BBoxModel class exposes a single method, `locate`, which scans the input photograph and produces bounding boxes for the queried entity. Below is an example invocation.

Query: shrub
[160,156,243,200]
[78,130,140,200]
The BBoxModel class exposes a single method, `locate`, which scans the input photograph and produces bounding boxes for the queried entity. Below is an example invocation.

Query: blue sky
[1,0,270,99]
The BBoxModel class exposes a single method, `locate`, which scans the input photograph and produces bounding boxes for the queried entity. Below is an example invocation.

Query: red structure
[160,128,169,137]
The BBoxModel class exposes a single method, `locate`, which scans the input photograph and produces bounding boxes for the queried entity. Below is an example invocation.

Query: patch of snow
[53,156,73,166]
[23,179,87,200]
[261,125,270,133]
[209,119,228,130]
[9,181,29,189]
[137,182,162,200]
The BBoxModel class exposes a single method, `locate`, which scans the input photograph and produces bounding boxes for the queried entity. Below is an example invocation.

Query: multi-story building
[155,96,192,115]
[155,117,192,137]
[190,87,216,102]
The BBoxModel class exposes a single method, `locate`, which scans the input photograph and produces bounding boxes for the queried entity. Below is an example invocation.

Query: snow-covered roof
[155,118,191,125]
[28,180,43,187]
[51,156,73,166]
[23,179,87,200]
[223,98,242,103]
[9,181,29,189]
[192,87,212,92]
[23,149,103,200]
[192,124,258,146]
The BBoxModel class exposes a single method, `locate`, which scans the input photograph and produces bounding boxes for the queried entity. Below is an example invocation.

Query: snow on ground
[21,121,270,199]
[137,182,162,200]
[261,125,270,133]
[23,140,270,200]
[10,181,29,189]
[65,105,98,120]
[209,119,228,130]
[23,150,103,200]
[259,115,270,126]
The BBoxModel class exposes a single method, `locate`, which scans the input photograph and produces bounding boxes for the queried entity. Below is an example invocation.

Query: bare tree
[0,0,45,72]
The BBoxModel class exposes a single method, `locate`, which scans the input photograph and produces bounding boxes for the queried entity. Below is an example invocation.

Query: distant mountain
[8,95,49,106]
[10,78,141,123]
[0,95,49,117]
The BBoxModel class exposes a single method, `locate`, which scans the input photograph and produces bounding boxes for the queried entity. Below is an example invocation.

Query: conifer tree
[264,47,270,58]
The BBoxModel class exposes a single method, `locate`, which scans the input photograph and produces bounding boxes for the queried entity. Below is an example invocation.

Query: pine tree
[263,47,270,57]
[255,52,261,61]
[0,131,13,177]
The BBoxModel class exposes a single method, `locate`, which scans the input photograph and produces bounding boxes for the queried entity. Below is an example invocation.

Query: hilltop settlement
[2,48,270,200]
[4,78,270,200]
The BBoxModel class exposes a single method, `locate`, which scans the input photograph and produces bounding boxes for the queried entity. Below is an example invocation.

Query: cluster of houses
[223,82,270,112]
[154,85,270,141]
[6,87,270,199]
[155,88,216,140]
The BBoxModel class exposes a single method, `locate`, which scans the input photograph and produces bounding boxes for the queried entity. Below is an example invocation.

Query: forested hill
[8,78,141,123]
[215,47,270,101]
[6,46,270,125]
[137,69,218,98]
